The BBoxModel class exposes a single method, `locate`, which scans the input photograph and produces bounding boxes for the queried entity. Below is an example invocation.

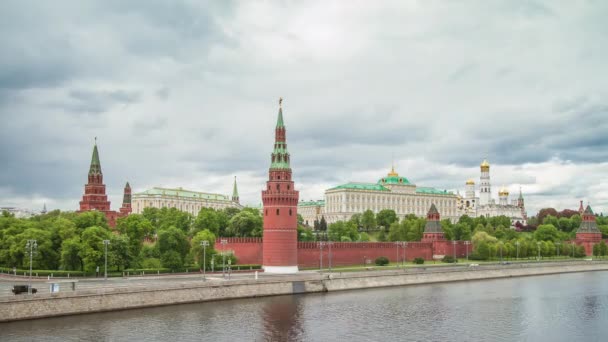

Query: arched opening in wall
[289,208,292,216]
[278,175,281,180]
[276,184,280,191]
[287,185,290,190]
[276,209,280,215]
[265,209,268,216]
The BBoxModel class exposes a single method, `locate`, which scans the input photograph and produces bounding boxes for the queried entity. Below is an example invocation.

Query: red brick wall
[216,239,474,267]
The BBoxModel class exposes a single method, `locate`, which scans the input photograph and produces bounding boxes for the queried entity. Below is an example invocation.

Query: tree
[74,211,109,231]
[193,208,220,236]
[328,221,358,241]
[60,237,83,271]
[376,209,397,231]
[534,224,560,242]
[109,234,131,271]
[319,216,328,232]
[80,226,112,272]
[361,210,377,231]
[452,223,472,241]
[157,226,189,270]
[116,214,153,264]
[227,211,262,237]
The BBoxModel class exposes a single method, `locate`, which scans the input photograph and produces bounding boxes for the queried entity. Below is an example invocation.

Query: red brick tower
[575,204,602,255]
[261,98,299,273]
[119,182,132,216]
[422,203,445,242]
[78,139,118,227]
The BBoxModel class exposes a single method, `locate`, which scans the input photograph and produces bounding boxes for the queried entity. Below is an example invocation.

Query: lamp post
[556,242,561,259]
[328,242,334,272]
[464,241,470,261]
[227,259,231,280]
[103,240,110,281]
[515,241,520,260]
[537,242,541,261]
[572,243,575,258]
[25,239,37,294]
[319,242,325,271]
[498,242,504,263]
[221,239,227,279]
[452,240,457,260]
[403,242,408,266]
[363,255,367,268]
[201,240,209,280]
[211,259,215,273]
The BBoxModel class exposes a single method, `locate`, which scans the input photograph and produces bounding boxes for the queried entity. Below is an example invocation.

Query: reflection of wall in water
[261,295,304,341]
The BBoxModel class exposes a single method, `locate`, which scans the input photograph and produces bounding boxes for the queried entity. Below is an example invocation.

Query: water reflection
[261,295,304,341]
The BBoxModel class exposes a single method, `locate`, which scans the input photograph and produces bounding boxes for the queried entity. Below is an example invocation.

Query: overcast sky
[1,1,607,215]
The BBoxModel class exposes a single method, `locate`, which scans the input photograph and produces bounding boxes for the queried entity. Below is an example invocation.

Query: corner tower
[261,98,299,273]
[422,203,445,242]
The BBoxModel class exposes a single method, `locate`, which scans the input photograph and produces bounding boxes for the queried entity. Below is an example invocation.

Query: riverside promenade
[2,260,608,322]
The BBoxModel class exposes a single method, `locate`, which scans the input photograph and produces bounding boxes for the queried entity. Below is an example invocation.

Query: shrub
[442,255,456,263]
[413,257,425,264]
[375,256,389,266]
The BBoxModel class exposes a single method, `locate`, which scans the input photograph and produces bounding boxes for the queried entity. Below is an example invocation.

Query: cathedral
[459,159,527,227]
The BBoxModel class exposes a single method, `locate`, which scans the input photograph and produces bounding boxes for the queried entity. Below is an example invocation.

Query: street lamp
[498,241,504,263]
[319,242,326,271]
[103,240,110,280]
[25,239,37,294]
[394,242,407,267]
[537,242,541,261]
[515,241,520,260]
[403,242,408,266]
[328,241,334,272]
[452,240,457,261]
[227,259,232,280]
[221,239,228,279]
[556,242,561,259]
[201,240,209,280]
[211,259,215,273]
[464,241,470,261]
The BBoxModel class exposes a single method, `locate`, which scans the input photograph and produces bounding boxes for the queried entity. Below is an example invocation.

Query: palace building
[298,200,325,226]
[320,166,459,223]
[460,159,527,226]
[77,140,131,227]
[131,177,242,216]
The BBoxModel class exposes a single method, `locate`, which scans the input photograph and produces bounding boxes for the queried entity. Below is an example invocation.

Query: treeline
[0,206,266,272]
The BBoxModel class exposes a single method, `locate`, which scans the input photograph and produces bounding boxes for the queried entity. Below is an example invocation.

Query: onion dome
[498,186,509,196]
[480,158,490,171]
[466,179,475,185]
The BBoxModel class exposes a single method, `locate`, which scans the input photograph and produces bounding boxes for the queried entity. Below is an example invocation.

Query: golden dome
[387,166,399,177]
[466,179,475,185]
[499,186,509,196]
[480,159,490,168]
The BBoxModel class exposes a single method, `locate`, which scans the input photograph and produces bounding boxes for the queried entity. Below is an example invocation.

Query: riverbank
[2,260,608,322]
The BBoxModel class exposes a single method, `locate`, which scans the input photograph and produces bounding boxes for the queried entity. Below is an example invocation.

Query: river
[2,271,607,341]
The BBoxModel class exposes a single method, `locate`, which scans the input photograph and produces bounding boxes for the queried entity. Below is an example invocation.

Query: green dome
[378,175,410,185]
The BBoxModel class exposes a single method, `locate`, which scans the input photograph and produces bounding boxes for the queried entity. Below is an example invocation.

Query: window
[276,209,280,215]
[287,185,290,190]
[265,209,268,216]
[289,208,292,216]
[276,184,280,191]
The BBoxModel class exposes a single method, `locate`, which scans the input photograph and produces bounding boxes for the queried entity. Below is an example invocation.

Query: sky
[1,0,608,216]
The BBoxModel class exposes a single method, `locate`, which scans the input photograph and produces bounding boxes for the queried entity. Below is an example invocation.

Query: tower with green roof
[232,176,239,204]
[261,98,300,273]
[79,139,112,219]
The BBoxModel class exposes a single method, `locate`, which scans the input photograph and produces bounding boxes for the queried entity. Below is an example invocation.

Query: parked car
[12,285,37,295]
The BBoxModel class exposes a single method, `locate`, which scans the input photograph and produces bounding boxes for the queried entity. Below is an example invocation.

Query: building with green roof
[131,182,242,216]
[321,166,458,224]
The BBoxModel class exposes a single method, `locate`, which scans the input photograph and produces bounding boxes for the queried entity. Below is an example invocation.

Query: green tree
[60,237,83,271]
[193,208,220,236]
[80,226,112,272]
[116,214,153,264]
[328,221,358,241]
[109,234,131,271]
[157,226,190,270]
[227,211,263,237]
[534,224,560,242]
[376,209,397,231]
[361,210,377,231]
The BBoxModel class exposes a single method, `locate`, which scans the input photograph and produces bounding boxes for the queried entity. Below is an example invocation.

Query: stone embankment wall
[2,262,607,322]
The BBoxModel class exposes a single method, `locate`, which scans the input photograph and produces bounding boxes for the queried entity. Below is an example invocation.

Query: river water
[2,271,607,342]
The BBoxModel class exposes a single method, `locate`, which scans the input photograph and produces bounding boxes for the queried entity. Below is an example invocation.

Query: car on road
[12,285,37,294]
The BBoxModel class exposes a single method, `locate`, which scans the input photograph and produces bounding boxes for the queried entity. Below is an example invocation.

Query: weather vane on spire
[279,97,283,108]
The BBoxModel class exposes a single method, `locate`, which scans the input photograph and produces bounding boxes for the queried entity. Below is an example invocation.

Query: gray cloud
[1,1,608,215]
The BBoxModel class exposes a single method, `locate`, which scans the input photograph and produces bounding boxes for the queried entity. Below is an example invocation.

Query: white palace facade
[300,167,459,224]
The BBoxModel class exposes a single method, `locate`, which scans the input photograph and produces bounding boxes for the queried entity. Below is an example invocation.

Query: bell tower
[261,98,299,273]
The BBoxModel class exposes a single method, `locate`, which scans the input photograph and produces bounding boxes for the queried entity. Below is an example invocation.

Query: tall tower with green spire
[261,98,300,273]
[232,176,239,204]
[79,139,113,221]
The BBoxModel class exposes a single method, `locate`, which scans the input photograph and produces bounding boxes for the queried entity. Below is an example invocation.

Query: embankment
[2,261,607,322]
